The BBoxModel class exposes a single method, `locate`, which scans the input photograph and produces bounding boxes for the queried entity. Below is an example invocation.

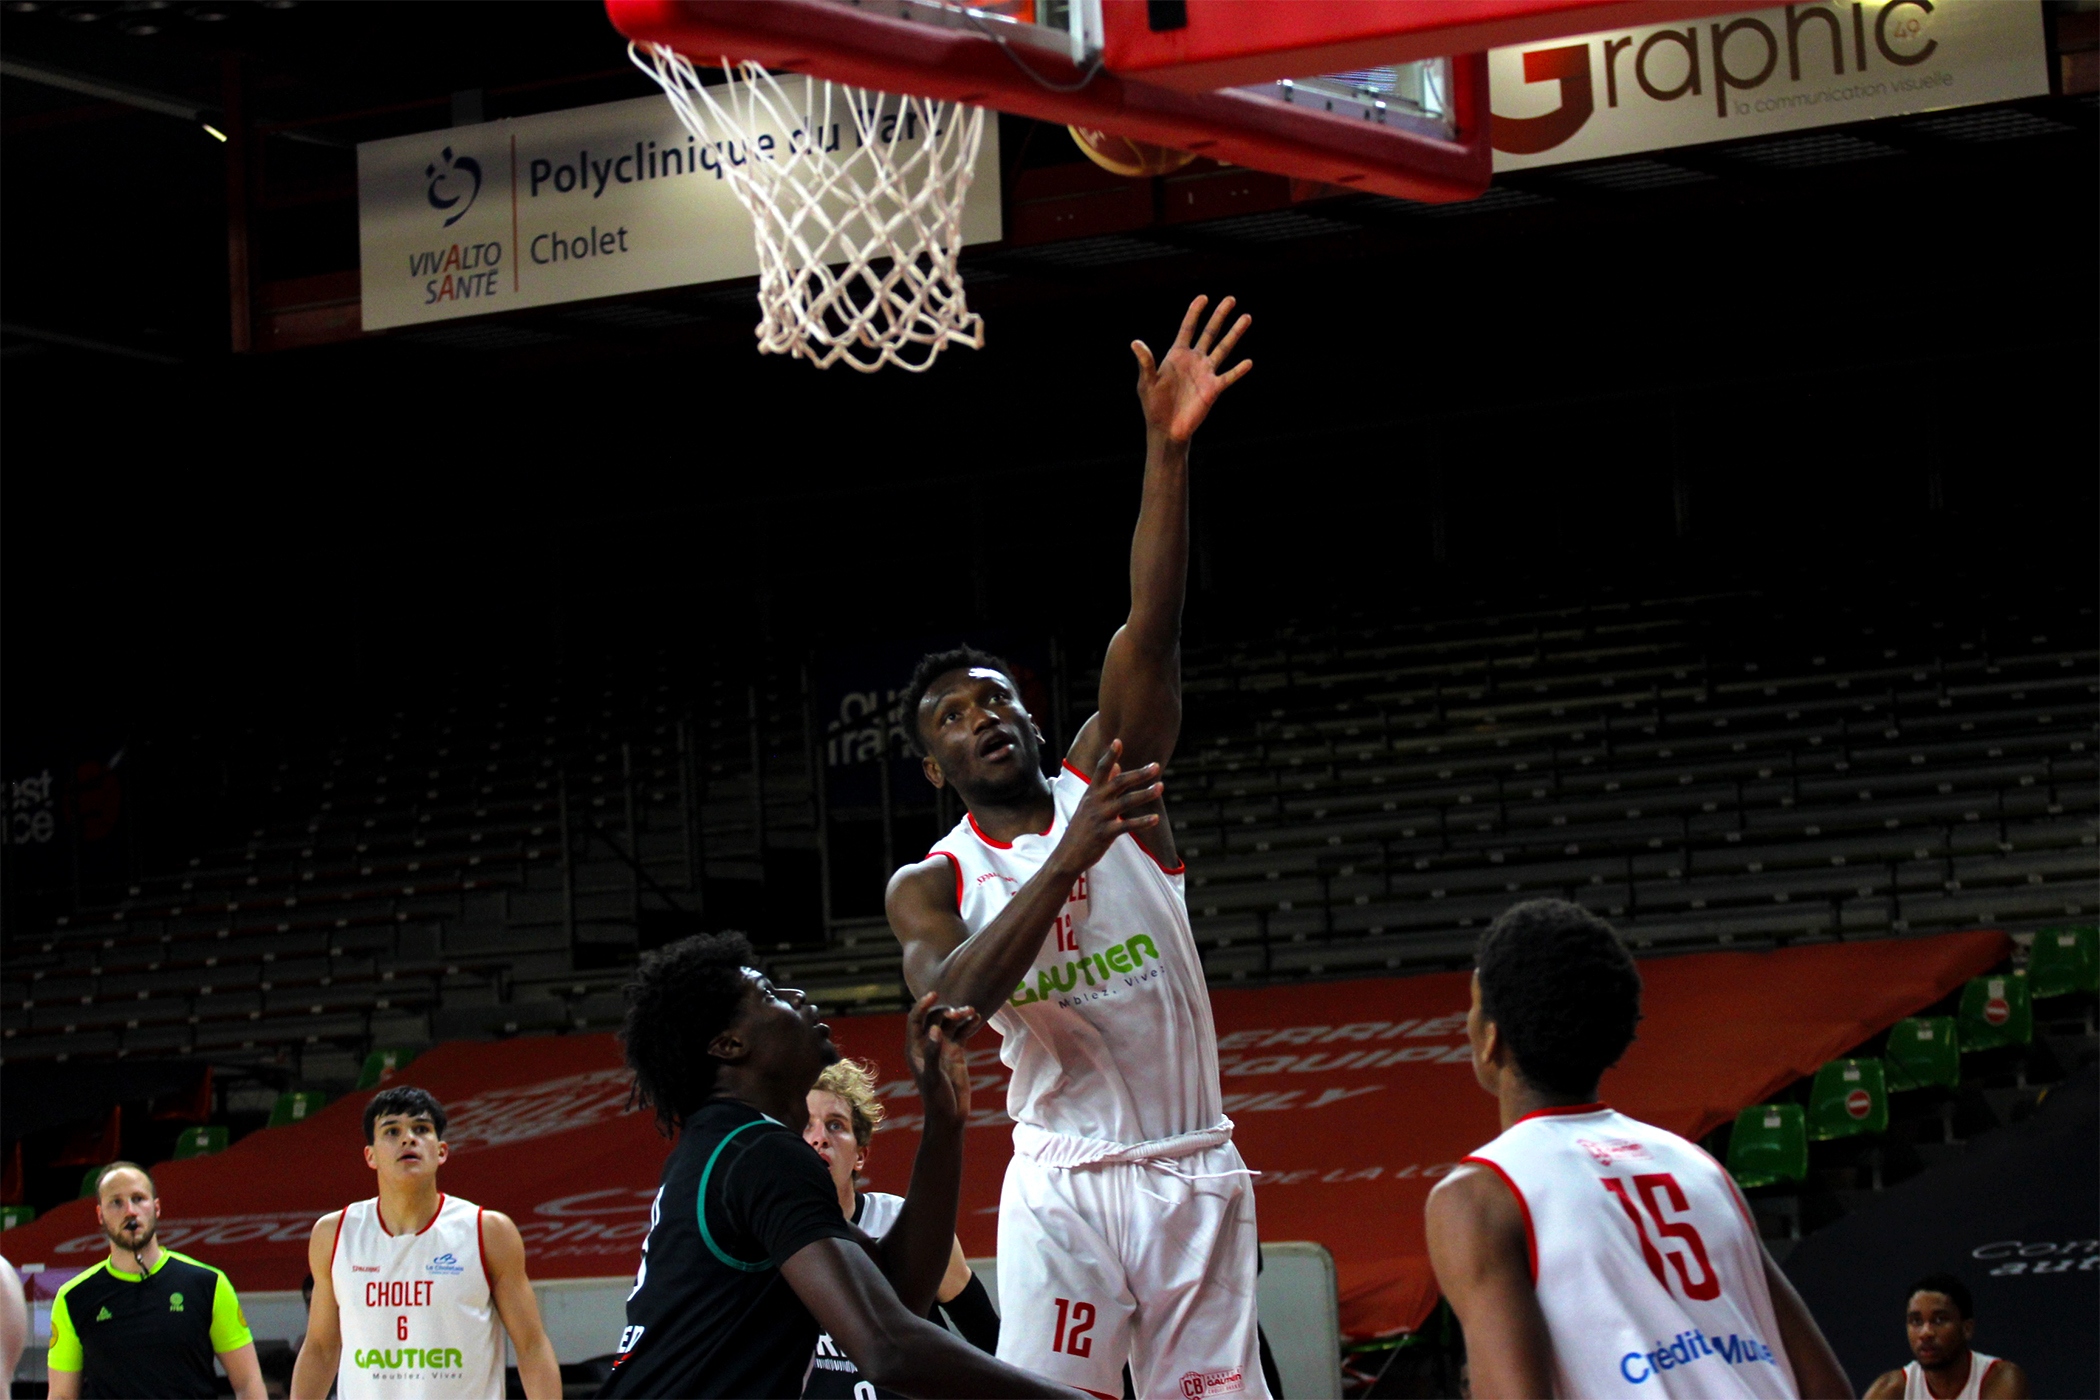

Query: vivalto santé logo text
[1494,0,1944,154]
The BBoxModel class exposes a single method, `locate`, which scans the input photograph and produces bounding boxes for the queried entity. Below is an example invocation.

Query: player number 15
[1602,1172,1721,1302]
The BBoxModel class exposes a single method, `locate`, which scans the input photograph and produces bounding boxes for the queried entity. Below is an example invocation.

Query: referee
[47,1161,265,1400]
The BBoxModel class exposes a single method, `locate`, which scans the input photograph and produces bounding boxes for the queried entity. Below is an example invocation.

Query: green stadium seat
[357,1047,419,1090]
[1808,1058,1888,1140]
[78,1167,104,1199]
[0,1204,36,1232]
[2027,925,2098,998]
[171,1125,229,1159]
[1883,1017,1960,1092]
[1958,973,2033,1052]
[1727,1103,1807,1189]
[268,1091,327,1128]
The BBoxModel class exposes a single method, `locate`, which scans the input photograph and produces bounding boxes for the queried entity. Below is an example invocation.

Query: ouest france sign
[356,86,1002,332]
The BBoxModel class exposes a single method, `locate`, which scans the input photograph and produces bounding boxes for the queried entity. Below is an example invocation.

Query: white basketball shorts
[993,1140,1269,1400]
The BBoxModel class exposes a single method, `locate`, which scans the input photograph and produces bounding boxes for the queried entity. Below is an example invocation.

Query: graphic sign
[1490,0,2049,170]
[357,88,1002,330]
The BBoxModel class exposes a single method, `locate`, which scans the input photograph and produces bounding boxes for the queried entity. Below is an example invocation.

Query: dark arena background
[3,2,2096,1397]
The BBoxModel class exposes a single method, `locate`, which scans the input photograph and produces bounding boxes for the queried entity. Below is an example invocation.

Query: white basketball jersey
[330,1193,505,1400]
[856,1190,904,1239]
[931,763,1221,1144]
[1903,1353,2001,1400]
[1465,1106,1797,1399]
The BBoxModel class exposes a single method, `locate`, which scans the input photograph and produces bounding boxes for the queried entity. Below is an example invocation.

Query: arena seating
[785,583,2097,1011]
[2,583,2092,1091]
[0,658,800,1075]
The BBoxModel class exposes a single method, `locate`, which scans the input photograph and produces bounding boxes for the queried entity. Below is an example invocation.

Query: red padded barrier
[0,928,2007,1341]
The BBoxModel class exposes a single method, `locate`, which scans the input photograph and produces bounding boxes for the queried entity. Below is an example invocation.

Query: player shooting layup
[887,294,1261,1400]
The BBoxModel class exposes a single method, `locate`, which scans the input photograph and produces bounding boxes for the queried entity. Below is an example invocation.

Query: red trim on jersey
[1979,1357,2002,1392]
[1126,832,1186,876]
[933,850,963,909]
[1512,1102,1608,1125]
[328,1203,353,1273]
[1701,1145,1763,1238]
[1462,1156,1539,1284]
[1125,831,1192,877]
[966,810,1051,850]
[1062,756,1185,873]
[378,1192,446,1238]
[477,1206,494,1294]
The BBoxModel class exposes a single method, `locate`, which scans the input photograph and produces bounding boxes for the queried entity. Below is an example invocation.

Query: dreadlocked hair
[900,645,1018,757]
[1475,898,1643,1099]
[620,930,757,1136]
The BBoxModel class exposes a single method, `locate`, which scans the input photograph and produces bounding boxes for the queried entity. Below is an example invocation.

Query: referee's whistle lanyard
[114,1247,162,1278]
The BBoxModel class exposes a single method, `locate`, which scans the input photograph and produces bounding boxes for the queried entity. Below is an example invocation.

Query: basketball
[1068,124,1197,178]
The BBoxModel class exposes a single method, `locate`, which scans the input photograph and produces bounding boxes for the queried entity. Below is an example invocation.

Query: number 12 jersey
[1463,1104,1798,1399]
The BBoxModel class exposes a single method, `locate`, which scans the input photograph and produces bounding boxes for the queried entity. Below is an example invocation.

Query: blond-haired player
[801,1060,1001,1397]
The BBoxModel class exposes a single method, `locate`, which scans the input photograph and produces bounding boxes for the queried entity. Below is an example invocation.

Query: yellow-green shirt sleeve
[47,1290,83,1372]
[209,1270,253,1354]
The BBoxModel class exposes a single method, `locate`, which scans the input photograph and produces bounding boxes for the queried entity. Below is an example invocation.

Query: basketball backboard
[608,1,1757,201]
[607,0,1491,203]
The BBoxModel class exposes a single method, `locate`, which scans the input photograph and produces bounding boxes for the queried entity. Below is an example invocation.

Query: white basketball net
[632,42,987,373]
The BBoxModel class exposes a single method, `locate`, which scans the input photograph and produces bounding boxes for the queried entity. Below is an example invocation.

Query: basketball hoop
[630,42,986,373]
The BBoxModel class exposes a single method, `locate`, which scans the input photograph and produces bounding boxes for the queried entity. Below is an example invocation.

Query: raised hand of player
[1053,739,1162,875]
[1132,293,1252,443]
[905,989,981,1130]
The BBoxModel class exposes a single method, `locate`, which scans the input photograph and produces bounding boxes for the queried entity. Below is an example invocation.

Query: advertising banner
[357,88,1002,331]
[1491,0,2049,170]
[0,929,2005,1344]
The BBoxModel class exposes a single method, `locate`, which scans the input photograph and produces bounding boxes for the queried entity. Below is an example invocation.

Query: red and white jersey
[1903,1353,2002,1400]
[931,762,1221,1145]
[330,1193,504,1399]
[1464,1105,1797,1399]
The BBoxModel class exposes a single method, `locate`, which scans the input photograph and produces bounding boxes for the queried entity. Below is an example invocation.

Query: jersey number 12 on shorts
[1051,1297,1096,1357]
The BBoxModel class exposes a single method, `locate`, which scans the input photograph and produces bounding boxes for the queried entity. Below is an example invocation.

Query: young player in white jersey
[1863,1274,2028,1400]
[1426,899,1855,1400]
[886,294,1261,1400]
[291,1086,561,1400]
[801,1059,1002,1398]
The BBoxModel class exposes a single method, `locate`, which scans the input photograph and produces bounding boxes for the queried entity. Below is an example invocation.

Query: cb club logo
[426,146,482,227]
